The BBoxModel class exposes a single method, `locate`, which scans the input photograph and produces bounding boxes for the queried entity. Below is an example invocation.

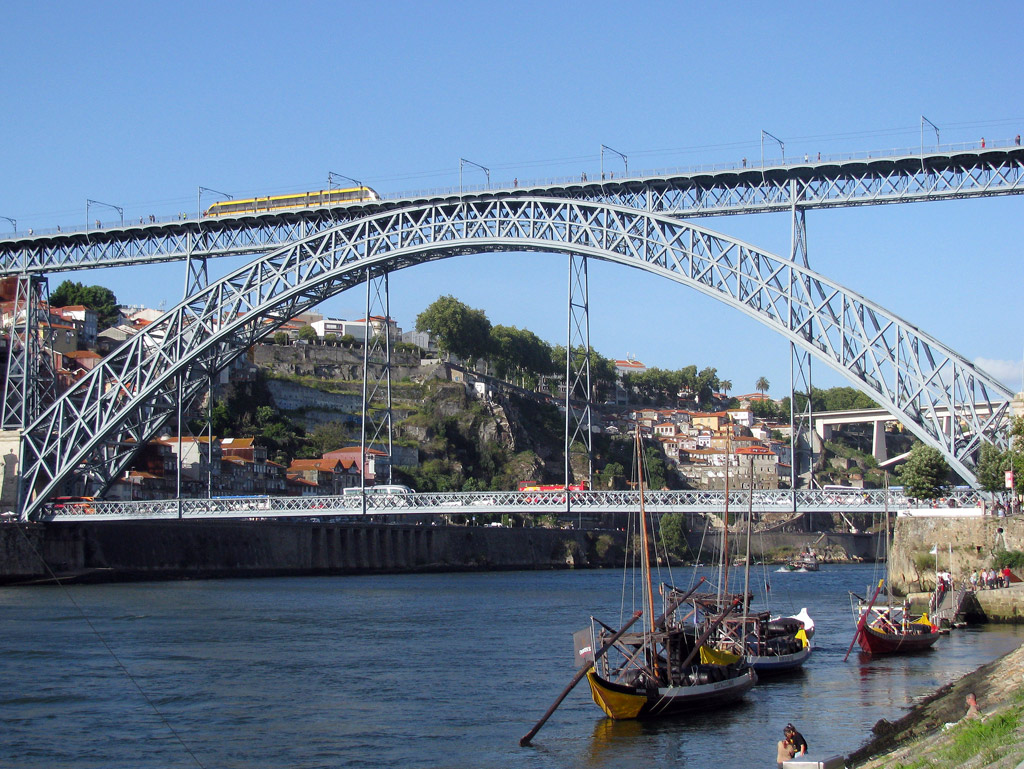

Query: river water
[1,564,1021,768]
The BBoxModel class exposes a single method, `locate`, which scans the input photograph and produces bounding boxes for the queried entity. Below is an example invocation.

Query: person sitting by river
[944,692,985,730]
[964,692,984,720]
[777,723,807,766]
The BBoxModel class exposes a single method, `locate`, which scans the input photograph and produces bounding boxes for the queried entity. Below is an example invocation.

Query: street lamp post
[328,171,363,191]
[921,116,940,154]
[459,158,490,193]
[0,216,15,233]
[86,199,124,230]
[197,186,233,220]
[760,130,785,168]
[600,144,628,179]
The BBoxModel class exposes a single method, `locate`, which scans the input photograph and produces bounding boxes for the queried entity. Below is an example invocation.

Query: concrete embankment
[0,520,883,586]
[0,520,626,585]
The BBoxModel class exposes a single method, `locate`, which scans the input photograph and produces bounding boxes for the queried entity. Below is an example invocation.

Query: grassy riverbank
[849,640,1024,768]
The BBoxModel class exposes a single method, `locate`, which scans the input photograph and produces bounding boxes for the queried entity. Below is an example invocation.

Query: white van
[342,485,415,508]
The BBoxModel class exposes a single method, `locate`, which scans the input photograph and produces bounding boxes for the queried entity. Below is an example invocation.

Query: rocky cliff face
[253,343,423,380]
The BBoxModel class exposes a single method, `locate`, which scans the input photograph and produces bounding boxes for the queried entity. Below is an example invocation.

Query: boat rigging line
[7,522,207,769]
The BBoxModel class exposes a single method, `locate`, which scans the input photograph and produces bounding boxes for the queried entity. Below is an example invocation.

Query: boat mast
[636,427,657,637]
[742,452,754,628]
[721,432,732,601]
[884,471,892,613]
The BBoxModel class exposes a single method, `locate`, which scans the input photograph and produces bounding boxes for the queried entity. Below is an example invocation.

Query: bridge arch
[19,197,1013,518]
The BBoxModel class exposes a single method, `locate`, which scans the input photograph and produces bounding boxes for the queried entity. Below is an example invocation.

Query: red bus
[518,481,589,492]
[518,481,588,503]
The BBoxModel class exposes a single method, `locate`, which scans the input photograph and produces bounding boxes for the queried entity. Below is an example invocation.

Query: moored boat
[856,610,940,654]
[846,474,940,659]
[580,429,756,720]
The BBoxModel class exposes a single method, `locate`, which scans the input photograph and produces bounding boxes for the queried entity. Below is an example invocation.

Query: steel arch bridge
[17,197,1013,519]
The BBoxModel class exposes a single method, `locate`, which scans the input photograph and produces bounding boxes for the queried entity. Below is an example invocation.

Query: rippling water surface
[1,564,1021,768]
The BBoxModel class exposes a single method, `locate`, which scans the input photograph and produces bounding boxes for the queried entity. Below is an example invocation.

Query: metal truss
[35,487,985,522]
[3,148,1024,275]
[788,187,815,490]
[16,198,1015,519]
[360,269,393,488]
[564,254,593,488]
[1,275,57,430]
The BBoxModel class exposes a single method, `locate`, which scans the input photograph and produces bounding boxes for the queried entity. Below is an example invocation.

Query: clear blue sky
[2,1,1022,397]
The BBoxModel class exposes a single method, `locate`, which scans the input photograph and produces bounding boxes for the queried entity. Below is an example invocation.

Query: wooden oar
[844,579,884,662]
[519,610,642,747]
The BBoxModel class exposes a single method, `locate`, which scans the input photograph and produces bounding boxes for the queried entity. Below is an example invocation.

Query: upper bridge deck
[2,143,1022,276]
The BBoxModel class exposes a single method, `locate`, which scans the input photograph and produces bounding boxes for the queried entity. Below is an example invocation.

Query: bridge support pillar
[1,274,57,432]
[360,268,394,493]
[0,430,20,514]
[872,420,888,464]
[788,189,815,490]
[564,254,593,493]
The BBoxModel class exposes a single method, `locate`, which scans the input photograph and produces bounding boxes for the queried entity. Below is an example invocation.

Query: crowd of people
[931,566,1015,613]
[970,567,1014,590]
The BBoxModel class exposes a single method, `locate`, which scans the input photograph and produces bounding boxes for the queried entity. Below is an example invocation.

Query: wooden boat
[687,593,812,676]
[697,454,813,676]
[846,475,940,658]
[856,606,940,654]
[581,430,756,720]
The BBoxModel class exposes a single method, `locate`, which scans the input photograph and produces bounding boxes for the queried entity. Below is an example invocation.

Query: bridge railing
[4,139,1016,241]
[36,488,988,522]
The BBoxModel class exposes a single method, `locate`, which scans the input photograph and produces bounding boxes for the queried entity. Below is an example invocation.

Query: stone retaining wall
[889,516,1023,594]
[0,521,626,585]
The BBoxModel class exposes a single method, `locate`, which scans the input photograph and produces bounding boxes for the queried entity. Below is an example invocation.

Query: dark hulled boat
[856,615,941,654]
[580,430,756,720]
[847,475,941,658]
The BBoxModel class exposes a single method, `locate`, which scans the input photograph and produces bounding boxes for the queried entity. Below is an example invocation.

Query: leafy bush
[993,549,1024,569]
[913,551,936,575]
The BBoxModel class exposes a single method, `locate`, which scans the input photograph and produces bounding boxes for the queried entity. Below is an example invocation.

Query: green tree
[976,442,1010,493]
[551,345,616,401]
[308,421,350,456]
[1010,416,1024,497]
[898,443,950,500]
[720,379,732,400]
[659,513,690,559]
[755,377,770,399]
[297,325,318,343]
[694,366,720,408]
[49,279,121,330]
[273,331,289,345]
[490,325,555,386]
[596,460,625,490]
[416,295,492,362]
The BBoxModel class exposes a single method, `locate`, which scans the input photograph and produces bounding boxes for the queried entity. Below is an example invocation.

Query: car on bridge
[50,496,97,515]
